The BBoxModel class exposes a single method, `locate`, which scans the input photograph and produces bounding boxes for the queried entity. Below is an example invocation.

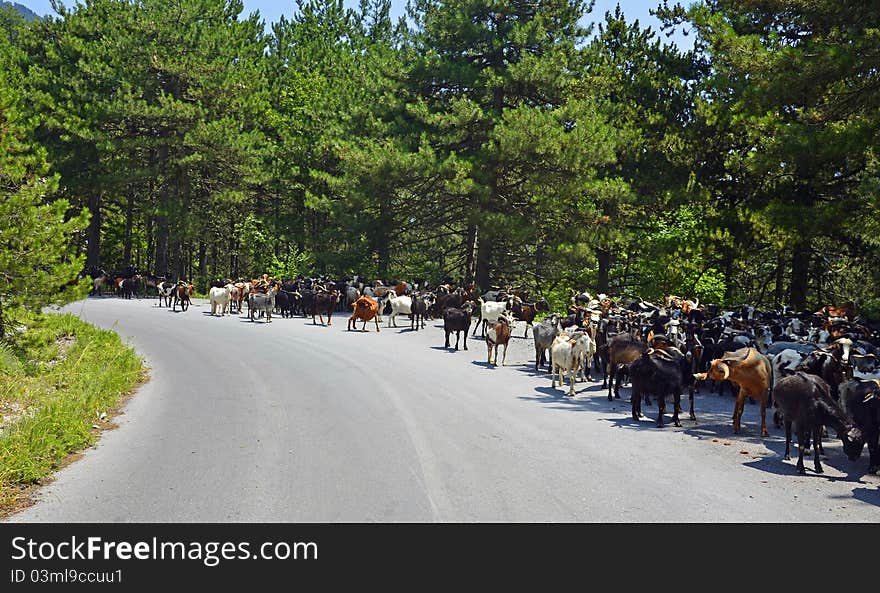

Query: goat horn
[719,363,730,381]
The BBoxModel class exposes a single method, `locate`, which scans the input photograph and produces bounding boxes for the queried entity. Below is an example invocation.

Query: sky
[18,0,694,48]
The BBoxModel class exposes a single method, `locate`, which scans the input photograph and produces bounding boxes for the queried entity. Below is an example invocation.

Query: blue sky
[20,1,693,48]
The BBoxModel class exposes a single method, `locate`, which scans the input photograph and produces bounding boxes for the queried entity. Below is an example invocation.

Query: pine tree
[0,13,89,336]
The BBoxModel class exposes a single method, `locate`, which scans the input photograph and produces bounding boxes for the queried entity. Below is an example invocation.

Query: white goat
[771,348,806,388]
[473,297,509,336]
[550,333,591,397]
[385,293,413,327]
[209,284,233,316]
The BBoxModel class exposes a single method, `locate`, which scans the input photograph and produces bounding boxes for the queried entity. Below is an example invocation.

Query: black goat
[274,290,297,318]
[629,348,693,427]
[772,372,864,475]
[840,379,880,474]
[443,303,474,351]
[410,293,434,331]
[795,346,850,402]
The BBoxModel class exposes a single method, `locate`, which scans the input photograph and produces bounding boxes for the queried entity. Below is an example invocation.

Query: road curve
[7,297,879,522]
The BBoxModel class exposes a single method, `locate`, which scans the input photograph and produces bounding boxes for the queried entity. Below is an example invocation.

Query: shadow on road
[519,372,879,488]
[429,346,468,354]
[742,439,875,484]
[850,487,880,507]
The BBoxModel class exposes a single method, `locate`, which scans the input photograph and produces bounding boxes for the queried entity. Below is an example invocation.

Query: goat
[486,312,514,366]
[274,289,298,318]
[348,295,381,332]
[629,348,693,427]
[385,293,413,328]
[248,284,279,323]
[311,290,339,325]
[172,281,193,312]
[157,281,175,308]
[550,332,592,397]
[231,281,249,314]
[771,348,808,389]
[696,347,772,436]
[606,334,647,401]
[410,292,434,331]
[840,379,880,474]
[564,327,597,383]
[773,372,864,474]
[473,297,509,336]
[532,314,560,372]
[120,276,140,299]
[209,284,232,316]
[443,303,474,351]
[508,296,550,338]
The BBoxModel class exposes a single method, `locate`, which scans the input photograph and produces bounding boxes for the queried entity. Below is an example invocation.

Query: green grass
[0,312,146,516]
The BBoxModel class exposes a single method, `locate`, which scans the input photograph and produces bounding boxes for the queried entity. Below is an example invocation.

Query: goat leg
[607,365,615,401]
[688,385,697,422]
[812,426,824,473]
[784,420,792,460]
[760,399,769,437]
[631,388,641,420]
[867,441,879,474]
[796,428,807,474]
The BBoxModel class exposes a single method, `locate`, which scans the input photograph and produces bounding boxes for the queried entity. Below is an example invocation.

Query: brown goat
[348,295,380,332]
[486,314,513,366]
[695,347,772,436]
[606,334,647,401]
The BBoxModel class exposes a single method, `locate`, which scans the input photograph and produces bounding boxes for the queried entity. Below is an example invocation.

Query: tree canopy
[2,0,878,316]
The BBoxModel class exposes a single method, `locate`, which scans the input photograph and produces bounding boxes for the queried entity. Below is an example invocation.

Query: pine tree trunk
[211,244,218,281]
[122,188,134,267]
[145,216,154,274]
[198,242,207,281]
[789,239,810,311]
[155,216,169,278]
[722,250,734,304]
[463,223,476,284]
[596,248,611,293]
[230,219,237,278]
[476,230,491,292]
[774,253,785,307]
[86,191,102,268]
[378,240,389,280]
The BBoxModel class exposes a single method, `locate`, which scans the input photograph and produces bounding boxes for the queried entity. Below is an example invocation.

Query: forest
[1,0,879,326]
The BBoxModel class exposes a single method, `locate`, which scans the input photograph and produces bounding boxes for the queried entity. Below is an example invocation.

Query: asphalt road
[7,297,879,522]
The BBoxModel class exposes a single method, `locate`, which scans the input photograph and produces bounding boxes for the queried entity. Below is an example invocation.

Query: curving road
[7,297,879,522]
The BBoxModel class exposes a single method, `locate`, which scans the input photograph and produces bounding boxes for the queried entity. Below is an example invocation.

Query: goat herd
[89,269,880,479]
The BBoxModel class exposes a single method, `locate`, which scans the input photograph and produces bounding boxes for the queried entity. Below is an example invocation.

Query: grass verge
[0,312,146,518]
